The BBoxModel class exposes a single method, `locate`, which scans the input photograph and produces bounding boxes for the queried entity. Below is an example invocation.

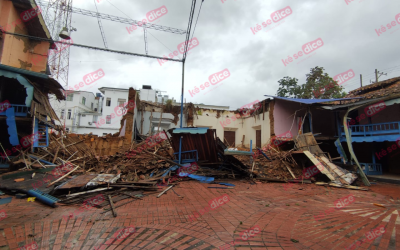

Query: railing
[341,122,400,137]
[359,162,382,175]
[0,104,29,117]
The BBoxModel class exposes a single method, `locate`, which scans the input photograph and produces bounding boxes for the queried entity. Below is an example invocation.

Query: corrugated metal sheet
[264,95,363,104]
[169,128,219,162]
[173,128,208,134]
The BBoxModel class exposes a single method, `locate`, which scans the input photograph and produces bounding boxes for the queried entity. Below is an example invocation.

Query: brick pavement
[0,181,399,249]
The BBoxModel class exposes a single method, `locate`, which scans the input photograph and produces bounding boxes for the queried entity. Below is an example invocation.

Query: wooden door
[224,131,235,147]
[256,130,261,148]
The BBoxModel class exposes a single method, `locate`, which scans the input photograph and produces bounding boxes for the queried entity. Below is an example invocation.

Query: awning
[173,128,209,134]
[0,64,64,100]
[0,69,34,107]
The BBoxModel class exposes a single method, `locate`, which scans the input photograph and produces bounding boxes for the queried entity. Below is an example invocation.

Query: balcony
[359,162,382,175]
[0,104,29,117]
[340,122,400,142]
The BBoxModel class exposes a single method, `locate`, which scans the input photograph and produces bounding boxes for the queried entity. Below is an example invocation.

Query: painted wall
[273,99,306,137]
[0,0,49,73]
[193,109,270,148]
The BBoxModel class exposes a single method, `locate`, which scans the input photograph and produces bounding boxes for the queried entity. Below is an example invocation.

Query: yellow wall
[0,0,49,73]
[193,109,270,148]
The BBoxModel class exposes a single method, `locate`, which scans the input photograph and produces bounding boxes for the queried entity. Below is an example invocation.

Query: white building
[50,87,129,136]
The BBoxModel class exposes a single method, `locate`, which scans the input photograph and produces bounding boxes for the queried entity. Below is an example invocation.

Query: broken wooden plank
[319,156,352,185]
[46,165,80,187]
[282,161,296,179]
[303,151,335,181]
[315,182,368,191]
[108,195,117,217]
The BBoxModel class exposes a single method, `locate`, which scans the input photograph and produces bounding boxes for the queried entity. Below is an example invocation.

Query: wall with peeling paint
[193,109,270,148]
[0,0,49,73]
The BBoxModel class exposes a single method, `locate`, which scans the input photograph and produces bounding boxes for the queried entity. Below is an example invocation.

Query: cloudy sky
[45,0,400,109]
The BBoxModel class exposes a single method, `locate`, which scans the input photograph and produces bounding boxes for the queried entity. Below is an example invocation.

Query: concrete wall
[193,108,270,148]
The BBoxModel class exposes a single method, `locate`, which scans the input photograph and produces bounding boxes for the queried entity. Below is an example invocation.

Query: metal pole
[360,74,363,87]
[178,60,185,164]
[375,69,378,83]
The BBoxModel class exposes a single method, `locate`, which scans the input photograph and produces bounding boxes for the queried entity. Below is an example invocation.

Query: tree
[276,67,346,99]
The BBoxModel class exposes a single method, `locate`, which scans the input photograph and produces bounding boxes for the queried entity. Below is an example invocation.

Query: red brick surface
[0,181,399,249]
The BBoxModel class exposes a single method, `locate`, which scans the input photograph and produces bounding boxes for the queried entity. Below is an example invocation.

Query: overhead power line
[37,0,187,35]
[1,31,182,62]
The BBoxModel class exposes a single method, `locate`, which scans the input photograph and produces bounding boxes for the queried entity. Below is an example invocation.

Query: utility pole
[375,69,387,83]
[360,74,363,87]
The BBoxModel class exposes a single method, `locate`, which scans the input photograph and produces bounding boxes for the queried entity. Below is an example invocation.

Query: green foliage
[276,66,347,99]
[165,99,173,112]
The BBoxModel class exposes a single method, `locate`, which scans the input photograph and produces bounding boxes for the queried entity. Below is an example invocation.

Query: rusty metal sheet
[58,174,97,189]
[168,128,219,162]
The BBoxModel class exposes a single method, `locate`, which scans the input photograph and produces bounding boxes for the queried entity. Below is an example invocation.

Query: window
[106,115,111,124]
[60,110,65,119]
[93,116,98,122]
[66,94,73,101]
[103,133,108,136]
[118,99,126,107]
[106,98,111,107]
[81,115,86,117]
[91,103,94,110]
[82,97,86,105]
[67,109,72,120]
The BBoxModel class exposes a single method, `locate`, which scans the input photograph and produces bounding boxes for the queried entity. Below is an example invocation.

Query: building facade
[50,87,129,136]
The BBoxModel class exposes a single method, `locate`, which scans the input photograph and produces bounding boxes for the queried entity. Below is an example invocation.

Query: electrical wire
[189,0,204,46]
[105,0,181,60]
[182,0,197,60]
